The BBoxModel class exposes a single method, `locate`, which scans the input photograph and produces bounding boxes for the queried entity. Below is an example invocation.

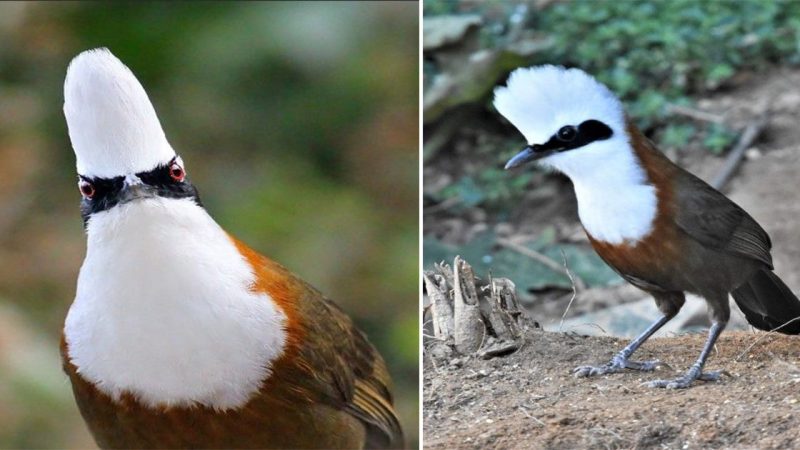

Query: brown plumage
[61,238,403,449]
[578,120,800,388]
[496,64,800,389]
[589,121,784,327]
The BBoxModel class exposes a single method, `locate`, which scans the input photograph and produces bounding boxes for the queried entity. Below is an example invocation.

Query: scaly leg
[646,321,727,389]
[574,314,671,377]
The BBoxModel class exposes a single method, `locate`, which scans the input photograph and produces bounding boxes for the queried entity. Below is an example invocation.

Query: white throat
[544,137,658,244]
[64,197,287,410]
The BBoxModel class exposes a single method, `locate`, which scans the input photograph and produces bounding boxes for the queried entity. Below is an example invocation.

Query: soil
[423,331,800,450]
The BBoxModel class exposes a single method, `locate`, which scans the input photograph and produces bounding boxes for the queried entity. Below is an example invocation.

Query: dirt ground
[424,331,800,449]
[423,68,800,448]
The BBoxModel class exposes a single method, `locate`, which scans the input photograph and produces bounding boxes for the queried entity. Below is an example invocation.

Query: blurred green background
[0,2,418,448]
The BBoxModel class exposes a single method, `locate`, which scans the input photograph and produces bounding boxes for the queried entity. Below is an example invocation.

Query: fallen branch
[666,104,725,124]
[423,196,461,214]
[710,113,770,191]
[497,237,587,291]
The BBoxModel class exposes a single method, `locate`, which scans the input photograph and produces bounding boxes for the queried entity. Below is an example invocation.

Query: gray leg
[646,321,727,389]
[573,314,671,377]
[574,291,683,378]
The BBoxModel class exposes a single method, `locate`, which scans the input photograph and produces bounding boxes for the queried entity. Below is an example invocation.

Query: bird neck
[64,197,288,410]
[569,123,661,245]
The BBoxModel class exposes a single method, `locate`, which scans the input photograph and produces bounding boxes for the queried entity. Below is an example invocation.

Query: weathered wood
[434,261,455,290]
[423,272,454,340]
[489,278,523,340]
[453,256,485,354]
[424,256,529,358]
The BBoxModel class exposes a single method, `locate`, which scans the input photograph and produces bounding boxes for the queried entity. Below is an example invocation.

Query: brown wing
[307,298,403,448]
[673,169,773,269]
[235,239,404,449]
[293,289,404,449]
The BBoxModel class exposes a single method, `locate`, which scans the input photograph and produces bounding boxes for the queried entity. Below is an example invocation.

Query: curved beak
[504,144,555,170]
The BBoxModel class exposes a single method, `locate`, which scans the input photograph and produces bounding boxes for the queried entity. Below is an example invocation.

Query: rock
[423,15,482,52]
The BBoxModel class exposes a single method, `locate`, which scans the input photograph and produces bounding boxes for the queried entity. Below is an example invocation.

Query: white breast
[64,197,287,410]
[574,182,658,244]
[541,135,658,245]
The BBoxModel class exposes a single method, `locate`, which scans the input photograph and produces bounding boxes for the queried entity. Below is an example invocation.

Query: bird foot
[573,355,668,378]
[645,368,730,389]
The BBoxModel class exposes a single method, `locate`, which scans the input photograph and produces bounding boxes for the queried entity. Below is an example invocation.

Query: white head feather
[494,65,625,148]
[64,48,175,178]
[493,65,658,244]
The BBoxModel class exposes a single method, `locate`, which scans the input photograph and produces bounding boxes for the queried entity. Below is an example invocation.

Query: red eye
[79,179,95,199]
[169,161,185,182]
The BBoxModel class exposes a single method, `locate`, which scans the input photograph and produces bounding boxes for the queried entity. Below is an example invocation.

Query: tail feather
[732,269,800,334]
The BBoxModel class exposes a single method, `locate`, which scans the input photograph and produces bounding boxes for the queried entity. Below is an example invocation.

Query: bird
[60,48,403,449]
[494,65,800,389]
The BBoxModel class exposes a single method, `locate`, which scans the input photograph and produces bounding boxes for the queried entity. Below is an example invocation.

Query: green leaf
[703,123,737,155]
[706,63,735,88]
[661,123,696,149]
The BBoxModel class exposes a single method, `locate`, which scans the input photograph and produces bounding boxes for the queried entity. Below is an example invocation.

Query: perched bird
[495,65,800,389]
[61,48,402,448]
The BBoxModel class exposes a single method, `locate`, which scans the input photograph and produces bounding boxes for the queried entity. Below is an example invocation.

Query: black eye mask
[504,120,614,169]
[536,120,614,154]
[79,158,202,225]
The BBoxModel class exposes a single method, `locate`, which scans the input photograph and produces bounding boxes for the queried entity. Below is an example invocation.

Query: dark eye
[169,160,185,182]
[78,179,95,199]
[557,126,577,142]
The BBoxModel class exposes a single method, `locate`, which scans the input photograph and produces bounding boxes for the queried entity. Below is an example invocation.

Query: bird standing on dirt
[60,48,402,448]
[495,65,800,389]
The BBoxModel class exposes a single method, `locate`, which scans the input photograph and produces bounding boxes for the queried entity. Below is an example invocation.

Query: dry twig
[666,104,725,124]
[558,249,579,332]
[734,315,800,361]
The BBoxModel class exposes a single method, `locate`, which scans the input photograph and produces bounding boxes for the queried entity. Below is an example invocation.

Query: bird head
[494,65,632,181]
[63,48,200,224]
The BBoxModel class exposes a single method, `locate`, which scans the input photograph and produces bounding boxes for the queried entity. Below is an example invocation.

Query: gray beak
[119,175,156,204]
[504,144,555,170]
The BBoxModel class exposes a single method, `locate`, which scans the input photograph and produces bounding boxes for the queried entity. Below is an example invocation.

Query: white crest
[493,65,626,147]
[494,65,657,244]
[64,48,175,178]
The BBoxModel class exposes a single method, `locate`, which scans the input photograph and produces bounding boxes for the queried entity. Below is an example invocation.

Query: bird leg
[574,314,671,378]
[646,321,727,389]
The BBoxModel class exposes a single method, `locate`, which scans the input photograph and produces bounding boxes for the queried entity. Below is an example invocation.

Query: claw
[573,365,617,378]
[625,359,670,372]
[698,369,731,381]
[573,356,665,378]
[646,368,730,389]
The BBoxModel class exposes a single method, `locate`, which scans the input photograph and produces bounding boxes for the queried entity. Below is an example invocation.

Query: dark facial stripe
[537,119,614,154]
[79,157,202,225]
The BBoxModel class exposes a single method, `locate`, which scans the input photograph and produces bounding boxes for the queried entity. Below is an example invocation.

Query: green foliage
[703,123,738,155]
[423,0,459,16]
[440,168,533,208]
[661,123,697,149]
[531,0,800,148]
